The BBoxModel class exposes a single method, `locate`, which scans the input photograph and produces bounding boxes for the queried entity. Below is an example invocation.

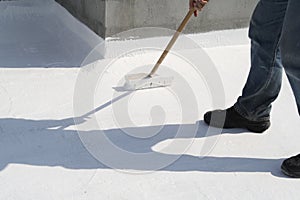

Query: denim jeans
[234,0,300,121]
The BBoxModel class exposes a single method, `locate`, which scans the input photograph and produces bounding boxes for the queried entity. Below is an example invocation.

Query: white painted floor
[0,1,299,200]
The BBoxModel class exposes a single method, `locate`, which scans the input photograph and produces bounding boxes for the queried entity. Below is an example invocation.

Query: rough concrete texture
[56,0,259,38]
[56,0,106,37]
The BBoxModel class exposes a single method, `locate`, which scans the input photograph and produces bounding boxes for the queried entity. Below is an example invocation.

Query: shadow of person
[0,117,287,178]
[0,117,104,170]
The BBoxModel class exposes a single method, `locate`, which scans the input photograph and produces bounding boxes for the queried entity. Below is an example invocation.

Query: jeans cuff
[233,103,270,122]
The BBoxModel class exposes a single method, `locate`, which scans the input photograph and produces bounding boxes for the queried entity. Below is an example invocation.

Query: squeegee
[123,9,196,90]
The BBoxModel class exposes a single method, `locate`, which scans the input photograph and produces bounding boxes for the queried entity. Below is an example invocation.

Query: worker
[190,0,300,178]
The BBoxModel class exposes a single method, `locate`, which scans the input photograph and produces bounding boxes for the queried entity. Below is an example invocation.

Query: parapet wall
[56,0,259,38]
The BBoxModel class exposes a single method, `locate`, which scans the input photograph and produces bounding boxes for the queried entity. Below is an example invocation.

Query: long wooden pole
[148,9,195,77]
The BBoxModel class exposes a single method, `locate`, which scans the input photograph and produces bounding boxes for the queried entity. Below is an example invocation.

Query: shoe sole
[245,121,270,133]
[205,119,270,133]
[281,165,300,178]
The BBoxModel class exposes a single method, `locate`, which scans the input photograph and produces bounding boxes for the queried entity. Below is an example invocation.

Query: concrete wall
[56,0,259,38]
[56,0,106,37]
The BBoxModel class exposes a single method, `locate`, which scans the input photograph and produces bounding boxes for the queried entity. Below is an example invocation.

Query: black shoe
[281,154,300,178]
[204,106,270,133]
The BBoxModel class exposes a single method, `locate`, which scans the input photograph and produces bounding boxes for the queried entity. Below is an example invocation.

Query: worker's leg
[234,0,288,121]
[280,0,300,179]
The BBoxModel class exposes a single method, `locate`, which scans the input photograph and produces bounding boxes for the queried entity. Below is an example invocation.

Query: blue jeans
[234,0,300,121]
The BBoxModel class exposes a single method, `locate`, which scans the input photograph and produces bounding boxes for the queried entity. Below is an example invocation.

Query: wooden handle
[148,9,195,77]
